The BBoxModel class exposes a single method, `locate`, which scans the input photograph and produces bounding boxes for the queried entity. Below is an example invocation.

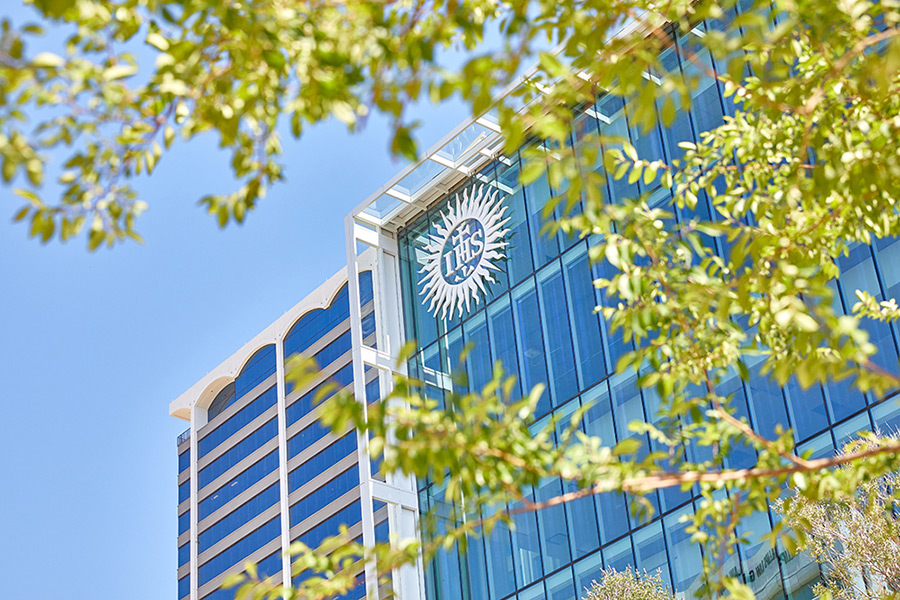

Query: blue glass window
[359,271,374,307]
[484,505,516,599]
[179,480,191,505]
[199,386,277,458]
[523,170,559,268]
[678,29,726,137]
[535,477,571,573]
[296,502,362,548]
[717,372,756,470]
[287,419,349,461]
[519,581,546,600]
[511,492,542,587]
[179,510,190,536]
[580,383,630,543]
[313,331,352,369]
[563,475,600,559]
[198,517,280,585]
[178,543,190,567]
[289,432,357,492]
[546,567,576,600]
[442,325,466,396]
[207,383,236,422]
[200,450,278,520]
[536,260,579,406]
[199,419,277,489]
[665,507,703,594]
[290,468,359,527]
[284,285,350,358]
[496,157,536,286]
[634,521,672,587]
[512,280,550,415]
[178,575,190,600]
[596,94,638,203]
[603,537,635,571]
[736,509,785,600]
[287,362,353,424]
[744,358,790,439]
[234,345,277,400]
[179,448,190,474]
[562,244,607,389]
[839,245,899,376]
[783,379,829,442]
[872,397,900,431]
[609,372,645,448]
[654,44,695,164]
[463,311,492,394]
[464,520,490,600]
[361,311,376,340]
[200,554,282,600]
[487,294,521,400]
[365,377,380,404]
[574,551,603,598]
[199,483,280,553]
[591,256,633,370]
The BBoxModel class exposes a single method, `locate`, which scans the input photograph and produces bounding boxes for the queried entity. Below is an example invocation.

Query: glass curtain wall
[397,19,900,600]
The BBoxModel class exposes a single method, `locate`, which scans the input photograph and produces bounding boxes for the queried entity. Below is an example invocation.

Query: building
[172,266,387,600]
[173,17,900,600]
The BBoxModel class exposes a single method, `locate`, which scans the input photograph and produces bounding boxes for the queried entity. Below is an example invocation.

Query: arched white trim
[233,343,277,381]
[169,264,365,418]
[282,281,350,345]
[194,375,235,413]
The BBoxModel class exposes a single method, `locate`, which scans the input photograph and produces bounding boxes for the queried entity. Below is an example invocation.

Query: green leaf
[31,52,64,68]
[391,126,418,162]
[146,32,169,51]
[520,159,545,186]
[163,126,175,149]
[103,64,138,80]
[222,573,245,589]
[613,437,642,456]
[262,49,286,70]
[33,0,75,18]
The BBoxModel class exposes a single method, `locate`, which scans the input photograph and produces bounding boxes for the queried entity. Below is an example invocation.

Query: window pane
[633,521,672,587]
[512,281,549,413]
[745,358,790,439]
[523,170,559,268]
[485,505,516,600]
[535,477,571,573]
[536,260,579,405]
[596,94,638,203]
[496,155,535,287]
[783,380,829,442]
[546,567,576,600]
[511,491,543,587]
[562,244,607,389]
[488,294,522,400]
[665,508,704,596]
[463,311,492,393]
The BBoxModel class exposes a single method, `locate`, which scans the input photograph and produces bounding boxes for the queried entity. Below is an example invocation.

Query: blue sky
[0,5,470,598]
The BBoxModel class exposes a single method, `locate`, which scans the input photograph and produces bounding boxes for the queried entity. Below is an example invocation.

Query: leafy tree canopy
[775,438,900,600]
[583,566,678,600]
[7,0,900,599]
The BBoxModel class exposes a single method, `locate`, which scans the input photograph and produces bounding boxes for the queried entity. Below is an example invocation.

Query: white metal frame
[346,214,426,600]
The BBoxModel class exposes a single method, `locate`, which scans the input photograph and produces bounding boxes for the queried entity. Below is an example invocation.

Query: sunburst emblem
[419,184,511,320]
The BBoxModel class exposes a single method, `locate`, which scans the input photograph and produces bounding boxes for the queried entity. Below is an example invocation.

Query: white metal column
[188,405,207,600]
[346,213,426,600]
[274,336,293,587]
